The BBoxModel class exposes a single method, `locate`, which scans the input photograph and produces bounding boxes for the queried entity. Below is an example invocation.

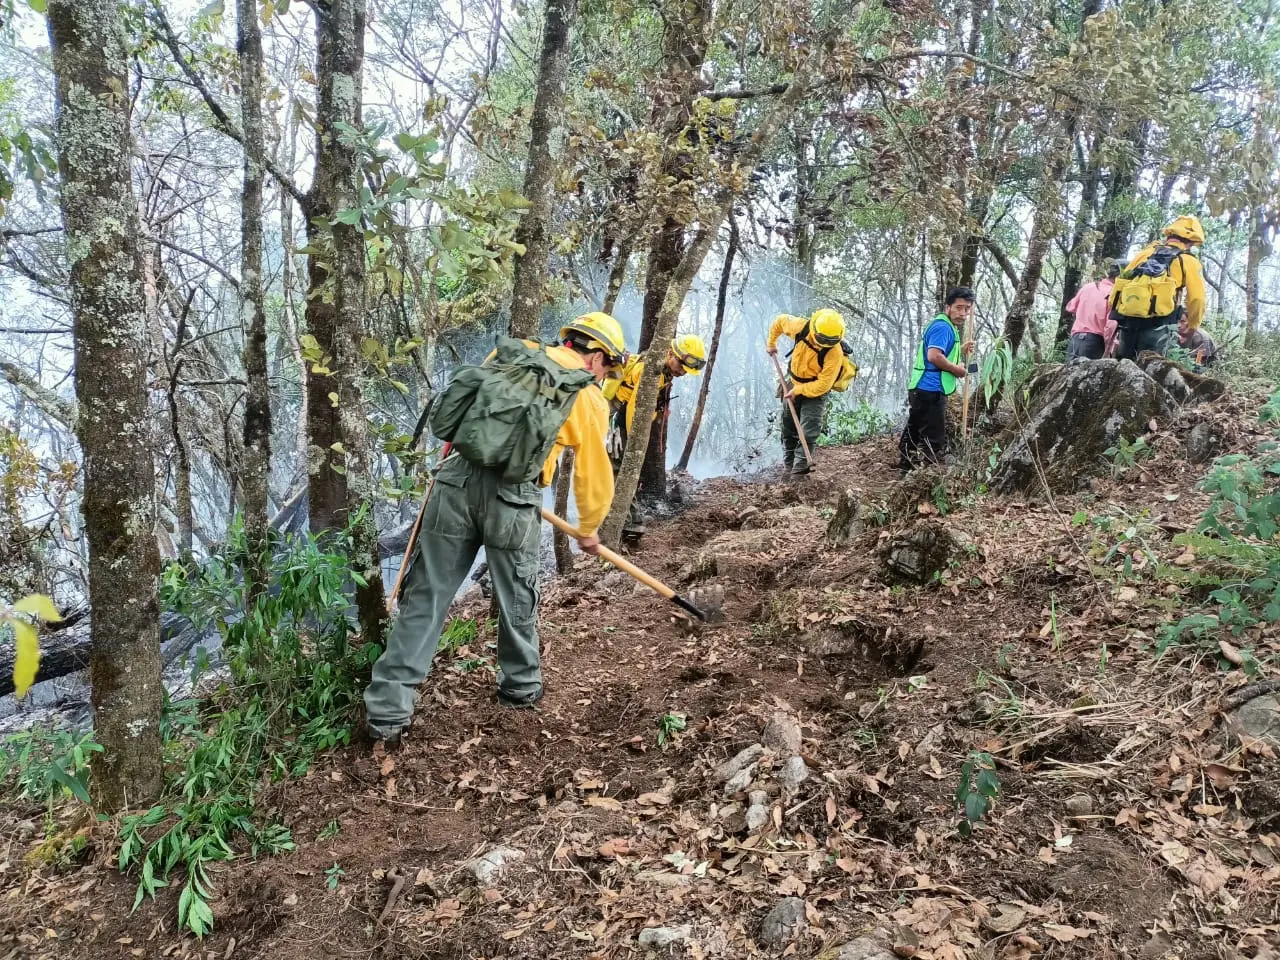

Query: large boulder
[995,358,1174,493]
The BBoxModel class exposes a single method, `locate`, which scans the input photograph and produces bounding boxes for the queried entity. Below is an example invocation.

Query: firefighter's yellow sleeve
[1178,254,1206,330]
[792,346,842,398]
[766,314,808,351]
[535,345,613,536]
[621,359,644,434]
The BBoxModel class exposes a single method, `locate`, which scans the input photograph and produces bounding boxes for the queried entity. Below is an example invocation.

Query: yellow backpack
[831,349,859,392]
[1111,245,1187,321]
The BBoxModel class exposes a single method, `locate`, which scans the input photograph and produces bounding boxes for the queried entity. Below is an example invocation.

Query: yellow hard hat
[1163,215,1205,246]
[671,334,707,375]
[810,308,845,346]
[559,311,627,363]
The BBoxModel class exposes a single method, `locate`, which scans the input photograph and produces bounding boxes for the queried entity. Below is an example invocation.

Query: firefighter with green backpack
[1109,215,1207,361]
[766,308,858,474]
[363,312,628,742]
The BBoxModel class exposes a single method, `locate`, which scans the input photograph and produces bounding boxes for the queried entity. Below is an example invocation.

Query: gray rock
[716,743,764,782]
[878,520,957,584]
[758,896,808,947]
[834,939,896,960]
[826,489,868,546]
[1229,694,1280,748]
[1140,354,1227,405]
[779,755,809,792]
[1064,793,1094,817]
[466,845,525,886]
[724,763,758,796]
[1186,421,1219,464]
[748,789,770,807]
[995,358,1175,494]
[745,799,770,832]
[638,925,691,948]
[762,713,802,757]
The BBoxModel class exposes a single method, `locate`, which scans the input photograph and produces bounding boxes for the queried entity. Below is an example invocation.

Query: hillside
[2,380,1278,960]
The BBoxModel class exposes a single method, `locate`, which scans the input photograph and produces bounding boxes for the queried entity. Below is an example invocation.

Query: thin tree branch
[150,235,241,289]
[0,360,78,430]
[148,1,309,209]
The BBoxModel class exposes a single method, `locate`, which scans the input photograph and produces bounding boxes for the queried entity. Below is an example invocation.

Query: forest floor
[2,390,1280,960]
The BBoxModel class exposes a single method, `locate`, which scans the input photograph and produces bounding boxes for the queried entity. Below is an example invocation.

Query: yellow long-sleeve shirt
[485,342,614,536]
[766,314,842,398]
[607,357,672,433]
[1116,241,1206,330]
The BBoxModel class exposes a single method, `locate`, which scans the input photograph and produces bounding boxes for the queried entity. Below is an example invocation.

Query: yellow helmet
[810,308,845,347]
[559,311,627,363]
[1163,215,1205,246]
[671,333,708,374]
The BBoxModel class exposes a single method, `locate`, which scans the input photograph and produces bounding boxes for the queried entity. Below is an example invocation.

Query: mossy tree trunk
[507,0,579,340]
[239,0,271,597]
[602,45,826,547]
[48,0,164,810]
[302,4,350,533]
[311,0,388,646]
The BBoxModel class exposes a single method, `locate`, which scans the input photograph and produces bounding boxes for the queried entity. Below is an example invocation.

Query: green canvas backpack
[429,337,595,484]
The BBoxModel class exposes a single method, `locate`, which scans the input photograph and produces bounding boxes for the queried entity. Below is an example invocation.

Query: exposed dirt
[2,392,1279,960]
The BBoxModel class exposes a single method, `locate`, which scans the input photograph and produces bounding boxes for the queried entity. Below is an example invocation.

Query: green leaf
[14,594,61,623]
[48,761,90,804]
[26,0,48,13]
[333,208,362,225]
[497,188,533,210]
[963,791,988,824]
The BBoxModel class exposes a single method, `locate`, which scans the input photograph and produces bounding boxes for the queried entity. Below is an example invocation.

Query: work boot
[364,716,411,748]
[497,684,544,709]
[782,455,794,471]
[791,461,813,476]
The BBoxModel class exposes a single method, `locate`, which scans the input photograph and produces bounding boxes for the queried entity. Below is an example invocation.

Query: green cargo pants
[1114,321,1174,361]
[364,456,544,733]
[781,393,827,470]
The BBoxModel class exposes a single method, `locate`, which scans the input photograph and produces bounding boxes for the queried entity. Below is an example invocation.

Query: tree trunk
[634,0,712,498]
[1216,210,1240,318]
[1056,134,1101,344]
[1098,122,1148,262]
[987,123,1075,416]
[48,0,164,810]
[1245,206,1267,348]
[303,5,351,533]
[507,0,579,339]
[239,0,271,596]
[602,232,634,316]
[318,0,388,646]
[279,111,310,475]
[552,450,574,573]
[601,46,824,547]
[676,217,738,472]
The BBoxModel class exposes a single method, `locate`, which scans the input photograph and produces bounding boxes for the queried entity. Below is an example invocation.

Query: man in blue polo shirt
[898,287,976,473]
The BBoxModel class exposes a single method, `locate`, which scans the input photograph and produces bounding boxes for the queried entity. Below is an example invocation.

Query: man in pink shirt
[1065,262,1121,360]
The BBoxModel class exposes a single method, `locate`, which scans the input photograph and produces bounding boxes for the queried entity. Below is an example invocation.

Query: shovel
[387,442,452,613]
[539,508,723,622]
[769,352,813,467]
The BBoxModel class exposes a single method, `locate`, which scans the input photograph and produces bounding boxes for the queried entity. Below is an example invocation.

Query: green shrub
[819,398,894,446]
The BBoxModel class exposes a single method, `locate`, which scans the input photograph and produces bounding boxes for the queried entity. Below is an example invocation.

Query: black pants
[1066,332,1106,361]
[898,388,947,471]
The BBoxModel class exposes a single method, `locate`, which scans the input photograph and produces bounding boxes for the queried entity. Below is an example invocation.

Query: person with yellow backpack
[1109,215,1207,361]
[602,333,707,540]
[766,308,859,475]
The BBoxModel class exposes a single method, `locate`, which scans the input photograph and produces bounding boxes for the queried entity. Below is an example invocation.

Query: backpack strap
[784,321,811,359]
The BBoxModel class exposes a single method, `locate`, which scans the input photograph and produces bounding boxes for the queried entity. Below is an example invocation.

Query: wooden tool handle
[770,351,813,464]
[539,508,676,600]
